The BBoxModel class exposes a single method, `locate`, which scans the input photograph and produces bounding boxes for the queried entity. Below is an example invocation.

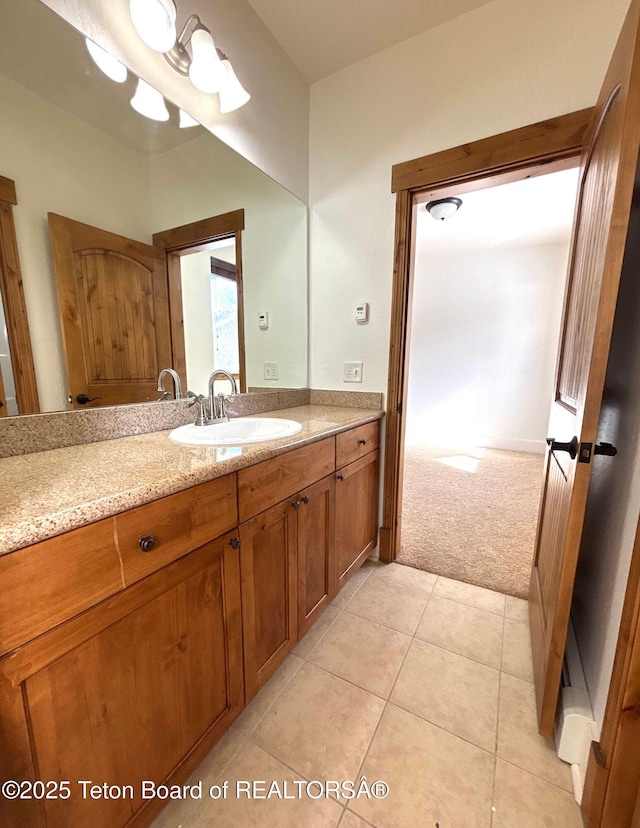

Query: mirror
[0,0,308,416]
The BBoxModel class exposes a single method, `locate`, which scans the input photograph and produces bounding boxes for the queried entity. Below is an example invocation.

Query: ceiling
[416,167,581,251]
[247,0,496,83]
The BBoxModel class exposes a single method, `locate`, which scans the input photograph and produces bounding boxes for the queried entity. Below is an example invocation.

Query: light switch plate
[343,361,363,383]
[263,362,279,380]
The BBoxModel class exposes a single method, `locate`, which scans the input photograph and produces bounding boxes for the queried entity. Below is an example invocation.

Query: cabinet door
[0,534,243,828]
[240,500,298,701]
[298,475,335,638]
[335,450,379,589]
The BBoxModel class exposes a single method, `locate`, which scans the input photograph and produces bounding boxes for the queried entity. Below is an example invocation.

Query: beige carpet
[398,441,544,598]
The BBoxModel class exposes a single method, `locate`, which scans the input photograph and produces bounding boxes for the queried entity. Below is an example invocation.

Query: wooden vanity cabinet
[297,474,336,638]
[335,448,380,591]
[239,499,298,701]
[0,532,244,828]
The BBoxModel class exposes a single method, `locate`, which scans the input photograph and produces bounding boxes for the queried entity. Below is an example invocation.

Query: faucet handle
[189,394,210,426]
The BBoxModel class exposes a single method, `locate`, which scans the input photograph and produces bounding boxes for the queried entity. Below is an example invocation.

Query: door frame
[379,108,593,564]
[0,175,39,414]
[582,516,640,824]
[153,209,247,393]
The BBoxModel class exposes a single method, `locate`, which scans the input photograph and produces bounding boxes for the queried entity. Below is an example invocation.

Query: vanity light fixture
[425,197,463,221]
[129,0,177,53]
[130,2,250,111]
[130,78,170,121]
[85,39,128,83]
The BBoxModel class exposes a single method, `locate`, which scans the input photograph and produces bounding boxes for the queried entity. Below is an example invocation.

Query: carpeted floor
[398,441,545,598]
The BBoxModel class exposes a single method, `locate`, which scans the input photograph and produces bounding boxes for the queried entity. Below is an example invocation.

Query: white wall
[41,0,310,202]
[149,133,308,389]
[180,250,216,398]
[308,0,631,394]
[406,241,569,452]
[0,72,151,413]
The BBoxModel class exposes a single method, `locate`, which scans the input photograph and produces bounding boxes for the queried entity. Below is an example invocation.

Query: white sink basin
[169,417,302,446]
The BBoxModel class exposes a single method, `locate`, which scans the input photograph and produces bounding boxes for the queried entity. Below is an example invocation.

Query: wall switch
[258,312,269,329]
[355,302,369,323]
[263,362,279,380]
[343,361,363,383]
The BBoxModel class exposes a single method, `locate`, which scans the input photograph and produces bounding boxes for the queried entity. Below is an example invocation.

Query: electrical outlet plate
[343,361,363,383]
[263,362,279,380]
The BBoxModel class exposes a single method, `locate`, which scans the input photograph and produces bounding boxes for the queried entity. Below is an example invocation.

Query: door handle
[76,394,103,405]
[546,436,579,460]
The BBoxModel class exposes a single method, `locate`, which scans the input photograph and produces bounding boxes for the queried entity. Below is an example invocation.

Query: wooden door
[335,451,379,589]
[0,535,243,828]
[298,475,335,637]
[240,499,298,701]
[48,213,173,408]
[530,0,640,737]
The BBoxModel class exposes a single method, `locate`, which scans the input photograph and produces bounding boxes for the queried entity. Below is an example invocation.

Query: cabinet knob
[337,473,344,481]
[138,535,157,553]
[358,438,367,445]
[229,536,240,550]
[291,499,301,510]
[300,495,309,504]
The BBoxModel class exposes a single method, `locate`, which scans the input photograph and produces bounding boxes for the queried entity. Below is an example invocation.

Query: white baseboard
[475,436,546,454]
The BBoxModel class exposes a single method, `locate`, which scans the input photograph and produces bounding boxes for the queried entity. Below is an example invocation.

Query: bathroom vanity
[0,405,381,828]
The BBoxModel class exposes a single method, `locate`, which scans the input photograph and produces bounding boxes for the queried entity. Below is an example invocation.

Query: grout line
[497,757,577,797]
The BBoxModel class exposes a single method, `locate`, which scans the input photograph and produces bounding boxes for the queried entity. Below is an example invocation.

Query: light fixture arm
[164,13,204,75]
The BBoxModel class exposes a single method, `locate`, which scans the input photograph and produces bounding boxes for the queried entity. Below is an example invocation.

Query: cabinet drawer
[0,519,122,656]
[336,421,380,468]
[238,438,335,522]
[116,474,238,585]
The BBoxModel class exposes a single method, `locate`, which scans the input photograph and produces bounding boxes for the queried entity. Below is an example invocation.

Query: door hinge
[396,401,403,414]
[578,442,592,463]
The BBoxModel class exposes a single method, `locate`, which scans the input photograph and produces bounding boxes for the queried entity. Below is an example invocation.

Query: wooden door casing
[240,499,298,701]
[297,475,336,638]
[530,0,640,737]
[335,451,380,589]
[48,213,172,408]
[0,535,243,828]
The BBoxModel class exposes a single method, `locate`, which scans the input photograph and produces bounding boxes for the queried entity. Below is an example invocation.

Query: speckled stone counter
[0,405,383,556]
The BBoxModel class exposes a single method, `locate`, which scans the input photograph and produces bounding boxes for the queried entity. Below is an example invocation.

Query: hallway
[399,442,544,597]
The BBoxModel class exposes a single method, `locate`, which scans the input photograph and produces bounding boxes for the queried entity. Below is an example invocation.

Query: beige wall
[308,0,631,393]
[41,0,310,201]
[0,72,151,413]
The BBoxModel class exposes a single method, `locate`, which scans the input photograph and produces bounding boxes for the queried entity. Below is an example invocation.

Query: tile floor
[152,561,582,828]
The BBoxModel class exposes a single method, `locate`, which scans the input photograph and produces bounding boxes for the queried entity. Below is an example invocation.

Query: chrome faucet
[208,370,238,422]
[157,368,183,401]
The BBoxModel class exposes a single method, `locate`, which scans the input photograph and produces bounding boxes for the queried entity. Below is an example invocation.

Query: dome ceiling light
[425,197,463,221]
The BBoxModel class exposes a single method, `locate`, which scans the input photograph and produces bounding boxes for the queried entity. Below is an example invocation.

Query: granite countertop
[0,405,383,556]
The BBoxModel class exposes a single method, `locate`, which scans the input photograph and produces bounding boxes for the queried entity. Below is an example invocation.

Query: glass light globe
[219,60,250,113]
[129,0,177,52]
[130,79,170,121]
[188,28,227,94]
[86,39,128,83]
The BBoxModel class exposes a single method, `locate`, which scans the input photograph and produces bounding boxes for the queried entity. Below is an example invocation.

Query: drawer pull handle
[138,535,157,553]
[300,495,309,504]
[358,439,367,445]
[337,473,344,481]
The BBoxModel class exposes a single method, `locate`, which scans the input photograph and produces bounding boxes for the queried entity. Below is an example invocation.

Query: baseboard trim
[475,436,546,454]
